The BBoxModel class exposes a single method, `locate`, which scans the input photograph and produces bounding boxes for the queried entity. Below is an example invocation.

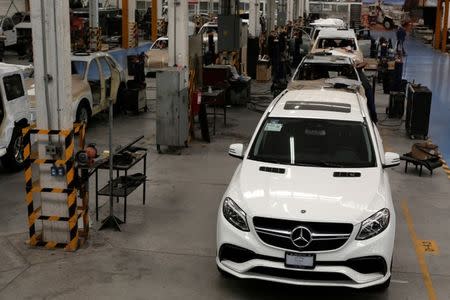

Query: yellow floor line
[401,200,437,300]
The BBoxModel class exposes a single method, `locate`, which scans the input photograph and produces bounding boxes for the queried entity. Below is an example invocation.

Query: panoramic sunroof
[284,101,351,113]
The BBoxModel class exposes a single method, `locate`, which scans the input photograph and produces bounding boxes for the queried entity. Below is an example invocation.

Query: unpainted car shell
[27,52,124,123]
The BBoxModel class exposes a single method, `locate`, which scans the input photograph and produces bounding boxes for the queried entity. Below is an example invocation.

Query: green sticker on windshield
[265,122,283,132]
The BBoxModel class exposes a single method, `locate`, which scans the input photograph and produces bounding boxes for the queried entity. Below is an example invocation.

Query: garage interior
[0,0,449,299]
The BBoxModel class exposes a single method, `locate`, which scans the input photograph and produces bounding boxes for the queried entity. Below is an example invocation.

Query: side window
[99,57,112,79]
[87,60,100,82]
[3,74,25,101]
[106,56,117,69]
[71,61,87,77]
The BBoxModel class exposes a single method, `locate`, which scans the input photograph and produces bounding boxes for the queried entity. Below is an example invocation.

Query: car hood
[228,160,387,225]
[311,48,364,64]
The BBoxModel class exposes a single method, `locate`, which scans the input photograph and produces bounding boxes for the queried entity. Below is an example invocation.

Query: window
[249,118,376,168]
[199,2,209,14]
[99,57,112,78]
[106,56,118,69]
[71,61,87,77]
[3,74,25,101]
[87,60,100,81]
[294,63,358,81]
[189,4,198,15]
[316,38,357,50]
[151,39,168,49]
[213,3,219,13]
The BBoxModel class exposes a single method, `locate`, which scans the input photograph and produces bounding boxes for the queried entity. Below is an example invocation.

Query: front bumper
[216,214,395,289]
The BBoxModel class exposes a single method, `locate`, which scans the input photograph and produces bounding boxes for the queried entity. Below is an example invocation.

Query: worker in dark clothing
[260,15,266,34]
[293,31,302,68]
[357,63,378,124]
[0,39,4,62]
[396,25,406,54]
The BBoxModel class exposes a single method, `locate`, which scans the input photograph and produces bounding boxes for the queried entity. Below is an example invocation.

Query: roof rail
[268,89,289,113]
[354,91,368,119]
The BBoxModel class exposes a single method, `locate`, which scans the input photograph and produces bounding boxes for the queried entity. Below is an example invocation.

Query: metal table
[201,89,226,135]
[94,151,147,223]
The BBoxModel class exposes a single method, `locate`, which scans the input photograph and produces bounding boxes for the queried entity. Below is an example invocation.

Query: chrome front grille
[253,217,353,252]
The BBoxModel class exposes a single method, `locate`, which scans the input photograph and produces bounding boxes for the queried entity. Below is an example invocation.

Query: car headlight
[223,197,249,232]
[356,208,390,240]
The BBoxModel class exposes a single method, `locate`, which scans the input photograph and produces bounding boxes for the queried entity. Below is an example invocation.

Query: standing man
[357,62,378,124]
[396,25,406,55]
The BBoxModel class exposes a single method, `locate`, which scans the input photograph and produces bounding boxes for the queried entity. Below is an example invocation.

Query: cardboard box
[256,62,272,82]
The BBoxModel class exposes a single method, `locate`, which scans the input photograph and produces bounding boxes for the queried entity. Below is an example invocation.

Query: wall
[0,0,26,15]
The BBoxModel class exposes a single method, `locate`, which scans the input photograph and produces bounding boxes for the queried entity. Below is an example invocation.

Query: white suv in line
[216,87,400,289]
[311,28,364,65]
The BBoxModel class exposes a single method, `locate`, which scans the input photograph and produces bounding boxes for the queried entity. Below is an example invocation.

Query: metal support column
[435,0,443,49]
[152,0,158,41]
[128,0,137,48]
[249,0,260,37]
[266,0,275,31]
[168,0,189,67]
[441,0,449,52]
[122,0,129,48]
[287,0,294,22]
[30,0,74,245]
[89,0,100,51]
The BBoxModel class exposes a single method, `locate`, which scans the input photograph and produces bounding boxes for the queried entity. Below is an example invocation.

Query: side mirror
[228,143,244,160]
[383,152,400,168]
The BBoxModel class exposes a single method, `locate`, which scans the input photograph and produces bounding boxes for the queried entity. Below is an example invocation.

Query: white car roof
[269,89,364,122]
[71,52,113,62]
[311,18,346,27]
[317,28,357,39]
[0,63,27,76]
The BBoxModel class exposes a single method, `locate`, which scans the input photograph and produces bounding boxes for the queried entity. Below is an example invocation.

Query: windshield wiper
[318,161,345,168]
[251,157,285,164]
[294,161,345,168]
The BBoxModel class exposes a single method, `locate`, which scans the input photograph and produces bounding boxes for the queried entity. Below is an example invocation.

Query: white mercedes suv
[216,87,400,289]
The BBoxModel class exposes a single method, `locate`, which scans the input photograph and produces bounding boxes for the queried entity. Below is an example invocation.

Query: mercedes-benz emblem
[290,226,312,248]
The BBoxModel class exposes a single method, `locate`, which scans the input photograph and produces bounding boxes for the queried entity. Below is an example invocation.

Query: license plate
[285,252,316,269]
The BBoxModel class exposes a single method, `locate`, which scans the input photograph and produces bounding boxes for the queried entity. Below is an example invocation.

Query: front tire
[76,102,91,126]
[384,19,393,30]
[1,126,26,171]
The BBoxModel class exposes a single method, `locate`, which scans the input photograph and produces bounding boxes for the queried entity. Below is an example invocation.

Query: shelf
[97,152,146,171]
[98,177,146,198]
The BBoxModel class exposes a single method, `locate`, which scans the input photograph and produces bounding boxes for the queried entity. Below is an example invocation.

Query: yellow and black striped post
[65,130,79,251]
[22,125,89,251]
[22,126,38,247]
[89,27,101,51]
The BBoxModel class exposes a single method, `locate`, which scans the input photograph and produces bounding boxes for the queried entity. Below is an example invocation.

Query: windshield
[316,38,357,50]
[294,63,358,81]
[199,26,218,35]
[71,61,87,77]
[248,117,376,168]
[151,39,168,50]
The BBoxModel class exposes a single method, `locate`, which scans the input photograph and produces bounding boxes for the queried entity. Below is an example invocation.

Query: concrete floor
[1,60,450,300]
